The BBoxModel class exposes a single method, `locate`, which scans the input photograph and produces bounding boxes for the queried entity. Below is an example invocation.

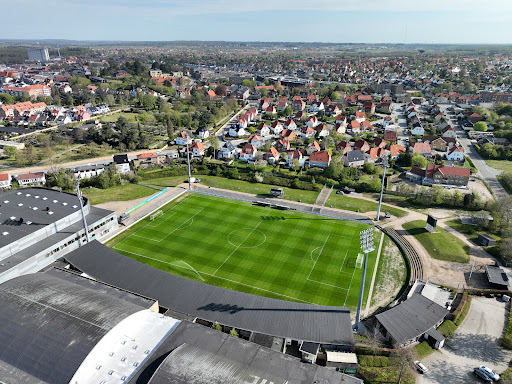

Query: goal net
[150,210,163,221]
[356,253,364,269]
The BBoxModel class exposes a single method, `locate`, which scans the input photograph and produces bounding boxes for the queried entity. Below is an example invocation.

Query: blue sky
[2,0,511,44]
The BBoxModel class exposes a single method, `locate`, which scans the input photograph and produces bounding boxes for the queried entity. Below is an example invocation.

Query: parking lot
[417,297,511,384]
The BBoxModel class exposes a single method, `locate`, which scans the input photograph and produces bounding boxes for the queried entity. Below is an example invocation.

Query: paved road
[418,297,512,384]
[438,104,507,199]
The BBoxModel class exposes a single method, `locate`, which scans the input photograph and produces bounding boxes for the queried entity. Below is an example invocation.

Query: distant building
[113,154,130,174]
[27,47,50,63]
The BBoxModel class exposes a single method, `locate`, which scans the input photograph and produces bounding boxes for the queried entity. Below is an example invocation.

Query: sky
[1,0,512,44]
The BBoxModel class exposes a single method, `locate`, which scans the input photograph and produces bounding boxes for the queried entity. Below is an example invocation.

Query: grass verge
[402,220,470,263]
[82,183,156,205]
[502,303,512,350]
[415,341,435,358]
[357,355,415,384]
[437,320,457,338]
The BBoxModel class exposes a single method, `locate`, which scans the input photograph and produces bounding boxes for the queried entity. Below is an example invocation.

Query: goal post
[150,210,163,221]
[355,253,364,269]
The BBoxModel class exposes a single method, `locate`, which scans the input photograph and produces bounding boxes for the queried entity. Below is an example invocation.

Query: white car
[479,366,499,381]
[414,360,428,374]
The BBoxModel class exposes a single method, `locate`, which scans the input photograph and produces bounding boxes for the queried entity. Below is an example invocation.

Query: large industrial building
[27,47,50,63]
[0,187,118,283]
[0,267,363,384]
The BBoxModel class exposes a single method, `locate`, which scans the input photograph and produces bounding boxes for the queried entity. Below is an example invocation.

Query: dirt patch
[96,196,151,217]
[369,237,406,311]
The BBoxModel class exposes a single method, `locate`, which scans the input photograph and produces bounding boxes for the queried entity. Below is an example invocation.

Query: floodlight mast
[375,157,389,221]
[74,176,90,243]
[355,228,375,332]
[186,140,192,190]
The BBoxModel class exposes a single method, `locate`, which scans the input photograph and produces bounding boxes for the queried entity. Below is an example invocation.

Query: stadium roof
[485,265,509,288]
[65,241,354,345]
[131,321,363,384]
[0,271,149,384]
[0,187,84,247]
[375,294,449,345]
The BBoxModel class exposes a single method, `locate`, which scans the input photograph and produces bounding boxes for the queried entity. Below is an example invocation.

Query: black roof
[0,272,147,384]
[375,294,449,344]
[65,241,354,345]
[346,151,365,162]
[0,187,83,248]
[132,321,362,384]
[485,265,509,287]
[113,154,129,164]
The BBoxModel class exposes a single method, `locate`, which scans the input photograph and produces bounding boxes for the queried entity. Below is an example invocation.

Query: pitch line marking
[306,233,331,280]
[227,229,267,249]
[307,279,349,291]
[111,246,312,304]
[343,263,357,307]
[213,209,271,276]
[310,247,322,263]
[340,250,349,272]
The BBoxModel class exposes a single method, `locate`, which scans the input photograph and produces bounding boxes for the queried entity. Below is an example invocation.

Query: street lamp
[355,228,375,332]
[74,176,90,243]
[375,157,389,221]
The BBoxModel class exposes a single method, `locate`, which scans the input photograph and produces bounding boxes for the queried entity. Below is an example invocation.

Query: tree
[363,162,376,174]
[0,93,14,105]
[166,117,174,139]
[324,155,344,179]
[473,121,488,132]
[411,154,427,168]
[3,146,16,158]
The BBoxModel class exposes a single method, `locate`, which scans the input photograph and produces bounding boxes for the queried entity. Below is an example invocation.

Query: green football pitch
[108,194,381,309]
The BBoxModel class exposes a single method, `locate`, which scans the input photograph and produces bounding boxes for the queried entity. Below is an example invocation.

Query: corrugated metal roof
[65,241,354,345]
[375,294,449,344]
[0,272,146,384]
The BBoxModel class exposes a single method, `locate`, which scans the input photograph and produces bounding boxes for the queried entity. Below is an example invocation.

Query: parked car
[479,366,500,381]
[336,190,344,195]
[474,368,493,382]
[353,177,360,182]
[385,212,391,219]
[414,360,428,374]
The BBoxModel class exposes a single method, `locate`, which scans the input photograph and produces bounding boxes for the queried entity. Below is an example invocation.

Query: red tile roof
[310,151,331,163]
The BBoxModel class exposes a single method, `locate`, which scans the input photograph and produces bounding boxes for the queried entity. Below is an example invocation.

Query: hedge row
[503,304,512,350]
[453,293,472,326]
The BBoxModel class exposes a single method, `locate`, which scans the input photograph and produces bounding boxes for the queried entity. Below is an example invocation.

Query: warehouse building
[0,268,363,384]
[0,187,117,283]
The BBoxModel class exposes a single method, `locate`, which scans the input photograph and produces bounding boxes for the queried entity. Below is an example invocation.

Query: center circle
[227,229,266,249]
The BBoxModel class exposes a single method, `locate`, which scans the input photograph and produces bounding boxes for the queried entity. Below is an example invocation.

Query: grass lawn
[326,193,407,218]
[415,341,435,358]
[107,194,383,309]
[99,112,139,123]
[486,160,512,174]
[82,184,155,205]
[402,220,470,263]
[445,219,500,245]
[358,355,415,384]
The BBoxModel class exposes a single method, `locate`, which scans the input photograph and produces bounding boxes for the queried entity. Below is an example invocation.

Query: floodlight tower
[355,228,375,332]
[74,176,90,243]
[375,157,389,221]
[186,139,192,190]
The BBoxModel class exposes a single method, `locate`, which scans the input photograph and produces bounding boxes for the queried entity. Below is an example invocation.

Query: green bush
[415,341,435,358]
[454,293,472,326]
[502,305,512,350]
[437,320,457,338]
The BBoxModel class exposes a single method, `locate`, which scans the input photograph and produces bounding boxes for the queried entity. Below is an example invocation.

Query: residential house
[309,101,324,113]
[306,94,317,105]
[361,120,374,131]
[307,141,321,155]
[176,131,192,145]
[376,101,392,113]
[389,144,406,160]
[316,123,329,138]
[270,121,283,135]
[336,141,352,155]
[420,165,470,186]
[264,147,280,164]
[383,116,395,128]
[354,139,370,153]
[194,127,210,139]
[309,151,331,168]
[325,105,341,117]
[276,139,291,152]
[348,119,361,133]
[74,164,107,179]
[293,111,306,121]
[384,130,397,143]
[410,124,425,136]
[113,154,130,174]
[365,147,387,163]
[352,111,366,123]
[257,123,270,136]
[363,102,376,115]
[237,116,248,129]
[265,105,277,115]
[422,136,456,152]
[300,126,317,139]
[321,96,332,105]
[344,151,365,168]
[286,149,303,167]
[16,172,45,186]
[411,142,432,156]
[333,122,346,134]
[446,145,464,161]
[218,141,236,159]
[135,152,166,167]
[373,138,387,148]
[229,126,248,137]
[468,113,482,124]
[336,115,348,125]
[441,126,457,138]
[248,134,265,148]
[0,173,11,189]
[280,129,297,141]
[291,99,306,112]
[306,116,319,128]
[191,141,205,157]
[284,119,297,130]
[239,143,257,162]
